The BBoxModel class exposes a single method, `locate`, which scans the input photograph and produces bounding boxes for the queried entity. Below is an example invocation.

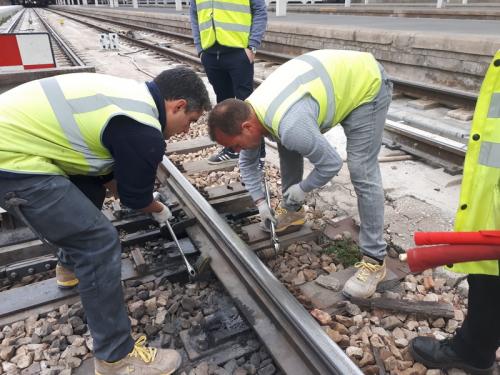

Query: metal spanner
[263,177,280,256]
[4,192,56,252]
[162,219,196,278]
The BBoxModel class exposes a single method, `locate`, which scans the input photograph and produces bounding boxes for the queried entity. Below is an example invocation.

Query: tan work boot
[274,207,306,233]
[95,336,182,375]
[342,257,386,299]
[56,263,79,289]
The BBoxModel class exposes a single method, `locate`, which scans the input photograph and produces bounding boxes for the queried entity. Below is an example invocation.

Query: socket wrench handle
[163,219,196,278]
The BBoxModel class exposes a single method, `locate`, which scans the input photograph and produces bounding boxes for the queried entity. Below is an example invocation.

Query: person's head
[207,99,264,152]
[154,68,211,138]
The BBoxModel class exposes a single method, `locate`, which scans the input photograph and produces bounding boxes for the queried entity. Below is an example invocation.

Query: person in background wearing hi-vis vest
[409,52,500,375]
[190,0,267,167]
[207,49,393,299]
[0,68,211,375]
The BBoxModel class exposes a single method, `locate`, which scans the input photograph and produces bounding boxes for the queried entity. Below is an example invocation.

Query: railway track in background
[6,8,85,68]
[46,6,472,173]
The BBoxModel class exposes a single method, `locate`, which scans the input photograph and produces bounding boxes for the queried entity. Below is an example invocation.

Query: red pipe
[414,230,500,246]
[403,244,500,273]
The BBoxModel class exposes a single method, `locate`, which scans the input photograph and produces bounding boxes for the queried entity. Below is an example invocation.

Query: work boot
[207,147,239,164]
[260,207,306,233]
[342,257,386,299]
[56,263,79,289]
[275,207,306,233]
[95,336,182,375]
[409,336,496,375]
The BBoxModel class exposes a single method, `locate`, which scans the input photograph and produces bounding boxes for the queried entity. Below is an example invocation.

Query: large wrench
[263,177,280,256]
[4,192,56,252]
[162,219,196,279]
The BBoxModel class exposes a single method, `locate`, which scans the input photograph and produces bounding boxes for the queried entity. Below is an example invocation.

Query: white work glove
[257,200,276,230]
[283,183,306,210]
[151,202,172,226]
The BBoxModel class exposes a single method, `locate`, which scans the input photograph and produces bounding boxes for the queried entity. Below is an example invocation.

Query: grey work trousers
[279,70,393,260]
[0,175,134,362]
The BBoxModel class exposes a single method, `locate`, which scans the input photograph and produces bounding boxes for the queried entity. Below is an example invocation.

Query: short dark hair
[207,98,250,140]
[153,68,211,112]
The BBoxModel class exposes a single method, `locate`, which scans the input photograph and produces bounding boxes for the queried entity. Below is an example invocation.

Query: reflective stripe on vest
[0,73,162,176]
[246,50,382,138]
[449,50,500,276]
[264,54,335,131]
[195,0,251,50]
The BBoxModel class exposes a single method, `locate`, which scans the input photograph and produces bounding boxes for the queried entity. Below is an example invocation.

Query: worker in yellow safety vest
[0,68,211,375]
[207,49,393,300]
[409,51,500,375]
[190,0,267,165]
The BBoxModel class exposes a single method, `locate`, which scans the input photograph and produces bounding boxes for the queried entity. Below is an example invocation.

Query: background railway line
[1,6,496,375]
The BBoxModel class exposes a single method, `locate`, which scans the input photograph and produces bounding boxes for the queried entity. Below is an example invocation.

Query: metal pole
[276,0,286,16]
[175,0,182,10]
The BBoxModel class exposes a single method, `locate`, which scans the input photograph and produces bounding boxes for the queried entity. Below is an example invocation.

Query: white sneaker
[342,257,386,299]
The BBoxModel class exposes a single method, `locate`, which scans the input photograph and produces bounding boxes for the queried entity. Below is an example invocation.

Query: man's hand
[151,202,172,226]
[283,183,306,209]
[257,200,276,230]
[245,48,255,63]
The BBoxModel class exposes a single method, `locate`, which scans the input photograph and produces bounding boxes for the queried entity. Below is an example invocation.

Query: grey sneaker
[207,147,239,164]
[342,257,386,299]
[95,336,182,375]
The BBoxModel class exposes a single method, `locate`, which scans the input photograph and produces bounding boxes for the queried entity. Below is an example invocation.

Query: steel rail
[158,156,363,375]
[5,8,25,33]
[33,9,86,67]
[46,8,202,67]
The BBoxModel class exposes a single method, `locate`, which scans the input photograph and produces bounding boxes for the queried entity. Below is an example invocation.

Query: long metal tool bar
[162,220,196,278]
[263,176,280,255]
[158,156,362,375]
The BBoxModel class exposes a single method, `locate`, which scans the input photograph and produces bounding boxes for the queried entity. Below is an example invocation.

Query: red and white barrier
[0,33,56,72]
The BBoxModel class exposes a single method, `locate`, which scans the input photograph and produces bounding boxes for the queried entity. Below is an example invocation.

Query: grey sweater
[239,96,343,202]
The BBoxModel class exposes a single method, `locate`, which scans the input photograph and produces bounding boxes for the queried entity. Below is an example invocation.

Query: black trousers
[201,49,265,158]
[451,273,500,368]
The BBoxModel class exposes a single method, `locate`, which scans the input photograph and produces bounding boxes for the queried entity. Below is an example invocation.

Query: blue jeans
[0,175,134,362]
[202,48,266,159]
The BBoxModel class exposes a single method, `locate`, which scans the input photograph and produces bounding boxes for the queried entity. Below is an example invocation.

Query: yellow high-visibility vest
[246,50,382,138]
[450,50,500,276]
[0,73,162,176]
[195,0,251,50]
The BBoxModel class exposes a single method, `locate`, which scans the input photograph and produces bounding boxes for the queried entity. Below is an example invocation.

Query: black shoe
[409,337,495,375]
[208,148,239,164]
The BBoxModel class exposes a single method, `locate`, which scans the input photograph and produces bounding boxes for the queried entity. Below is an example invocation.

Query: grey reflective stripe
[479,141,500,168]
[488,93,500,118]
[199,20,213,32]
[264,54,334,128]
[40,78,111,174]
[197,1,250,13]
[68,95,158,118]
[213,20,250,33]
